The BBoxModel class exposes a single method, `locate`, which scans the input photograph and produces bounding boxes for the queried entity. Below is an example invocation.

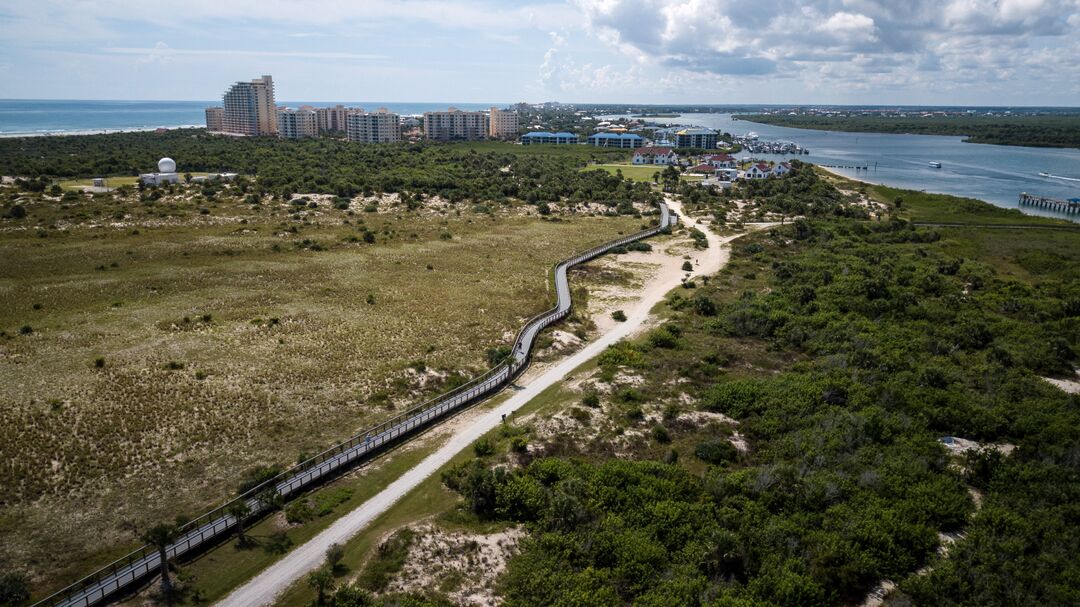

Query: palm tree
[140,523,180,595]
[307,568,335,606]
[227,501,252,545]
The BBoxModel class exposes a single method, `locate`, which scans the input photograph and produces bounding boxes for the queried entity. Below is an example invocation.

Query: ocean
[0,99,501,136]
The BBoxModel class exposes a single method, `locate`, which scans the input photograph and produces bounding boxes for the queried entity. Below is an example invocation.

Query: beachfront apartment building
[675,128,718,149]
[520,131,578,145]
[316,105,355,133]
[346,109,402,143]
[489,107,519,139]
[586,133,644,148]
[222,75,277,136]
[423,108,489,141]
[277,108,318,139]
[204,107,224,132]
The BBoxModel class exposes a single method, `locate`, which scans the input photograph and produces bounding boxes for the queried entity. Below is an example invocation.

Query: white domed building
[139,157,180,186]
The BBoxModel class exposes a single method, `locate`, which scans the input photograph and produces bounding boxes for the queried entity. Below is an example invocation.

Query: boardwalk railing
[34,202,674,607]
[1019,192,1080,215]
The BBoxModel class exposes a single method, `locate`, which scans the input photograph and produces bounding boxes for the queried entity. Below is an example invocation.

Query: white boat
[1039,172,1051,177]
[929,161,942,169]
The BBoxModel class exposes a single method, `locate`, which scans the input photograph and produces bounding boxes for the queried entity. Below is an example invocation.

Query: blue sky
[1,0,1078,105]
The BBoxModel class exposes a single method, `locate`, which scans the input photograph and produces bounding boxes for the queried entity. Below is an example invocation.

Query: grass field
[584,163,704,183]
[0,185,640,593]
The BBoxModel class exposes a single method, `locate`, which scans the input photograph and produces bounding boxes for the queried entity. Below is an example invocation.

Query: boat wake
[1039,172,1080,183]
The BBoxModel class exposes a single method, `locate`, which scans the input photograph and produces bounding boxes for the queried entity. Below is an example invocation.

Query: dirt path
[216,200,767,607]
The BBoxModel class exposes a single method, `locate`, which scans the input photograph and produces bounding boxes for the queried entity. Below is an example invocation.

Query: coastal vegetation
[0,130,661,207]
[304,171,1079,606]
[0,145,649,597]
[737,113,1080,148]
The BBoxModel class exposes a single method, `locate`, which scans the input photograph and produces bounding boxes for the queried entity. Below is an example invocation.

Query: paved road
[216,199,752,607]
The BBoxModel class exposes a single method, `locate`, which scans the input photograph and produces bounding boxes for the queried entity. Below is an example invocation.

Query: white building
[715,167,740,181]
[140,157,180,186]
[703,153,736,169]
[277,108,319,139]
[423,108,488,141]
[346,109,402,143]
[315,105,354,133]
[745,162,772,179]
[632,147,678,165]
[773,161,793,176]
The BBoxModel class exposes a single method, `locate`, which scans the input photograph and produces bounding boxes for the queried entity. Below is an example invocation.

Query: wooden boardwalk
[1019,193,1080,214]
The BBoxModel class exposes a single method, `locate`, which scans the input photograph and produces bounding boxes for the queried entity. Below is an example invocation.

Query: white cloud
[568,0,1080,99]
[818,12,878,44]
[103,46,385,61]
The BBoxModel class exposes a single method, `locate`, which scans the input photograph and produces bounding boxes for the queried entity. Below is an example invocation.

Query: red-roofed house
[745,162,772,179]
[773,161,793,176]
[632,147,678,165]
[703,153,736,168]
[688,163,716,174]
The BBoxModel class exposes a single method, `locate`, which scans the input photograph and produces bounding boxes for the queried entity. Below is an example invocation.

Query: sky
[0,0,1078,105]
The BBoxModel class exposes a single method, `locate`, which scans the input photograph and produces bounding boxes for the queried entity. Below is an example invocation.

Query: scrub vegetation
[0,138,649,595]
[0,131,661,208]
[421,176,1079,606]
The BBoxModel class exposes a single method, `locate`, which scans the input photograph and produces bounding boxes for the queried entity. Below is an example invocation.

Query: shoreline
[816,164,877,185]
[0,124,205,139]
[815,164,1078,224]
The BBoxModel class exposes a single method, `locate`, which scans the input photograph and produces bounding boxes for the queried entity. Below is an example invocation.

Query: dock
[820,162,873,171]
[1019,193,1080,214]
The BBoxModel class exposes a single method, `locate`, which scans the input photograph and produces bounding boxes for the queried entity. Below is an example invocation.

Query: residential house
[745,162,773,179]
[687,163,716,174]
[703,153,736,168]
[773,161,793,176]
[632,147,678,165]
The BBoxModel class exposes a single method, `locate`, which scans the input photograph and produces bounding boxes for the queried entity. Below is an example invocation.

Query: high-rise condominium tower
[222,75,277,136]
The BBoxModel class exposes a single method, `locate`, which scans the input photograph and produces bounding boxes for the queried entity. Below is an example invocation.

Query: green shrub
[569,407,592,424]
[473,438,495,457]
[650,424,671,443]
[694,437,738,464]
[285,500,314,524]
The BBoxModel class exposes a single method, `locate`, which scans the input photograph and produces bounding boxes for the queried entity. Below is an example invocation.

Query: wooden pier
[1019,193,1080,214]
[820,162,873,171]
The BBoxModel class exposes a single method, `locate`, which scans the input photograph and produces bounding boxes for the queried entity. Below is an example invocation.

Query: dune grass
[0,188,639,594]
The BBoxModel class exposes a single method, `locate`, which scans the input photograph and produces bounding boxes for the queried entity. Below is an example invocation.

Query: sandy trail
[217,199,764,607]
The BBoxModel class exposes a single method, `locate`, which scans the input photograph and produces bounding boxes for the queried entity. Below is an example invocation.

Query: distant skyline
[1,0,1078,106]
